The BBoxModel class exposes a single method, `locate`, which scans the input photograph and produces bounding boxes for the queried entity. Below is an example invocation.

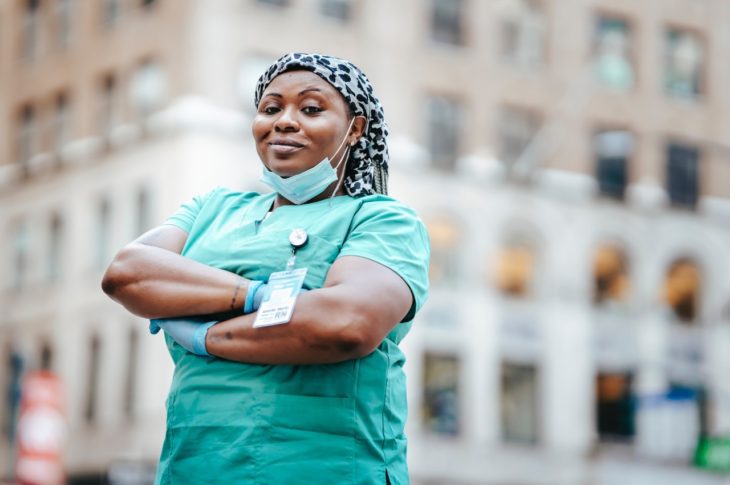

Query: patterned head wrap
[254,52,389,196]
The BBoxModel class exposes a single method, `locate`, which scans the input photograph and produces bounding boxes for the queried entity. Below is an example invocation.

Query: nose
[273,105,299,132]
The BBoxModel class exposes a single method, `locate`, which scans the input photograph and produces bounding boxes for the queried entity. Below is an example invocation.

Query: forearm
[205,290,371,365]
[102,244,252,319]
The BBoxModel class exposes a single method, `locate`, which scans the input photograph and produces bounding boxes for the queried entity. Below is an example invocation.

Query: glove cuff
[192,321,216,356]
[244,280,264,314]
[149,319,162,335]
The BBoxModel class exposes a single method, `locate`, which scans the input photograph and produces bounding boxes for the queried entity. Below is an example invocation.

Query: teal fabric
[156,188,430,485]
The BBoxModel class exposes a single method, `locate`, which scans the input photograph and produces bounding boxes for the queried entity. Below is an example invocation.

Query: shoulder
[194,187,267,212]
[344,194,429,251]
[205,186,263,203]
[350,194,423,224]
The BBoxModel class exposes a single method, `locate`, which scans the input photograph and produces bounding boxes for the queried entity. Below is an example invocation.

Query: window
[47,213,63,283]
[593,245,629,305]
[256,0,290,7]
[493,239,536,298]
[665,29,704,98]
[663,259,701,323]
[50,92,71,153]
[596,372,635,442]
[501,363,539,444]
[319,0,351,21]
[500,0,546,68]
[40,341,53,370]
[422,353,460,436]
[3,351,24,443]
[666,142,700,209]
[84,335,101,423]
[130,60,167,117]
[238,55,276,110]
[54,0,73,49]
[123,328,139,418]
[497,106,540,176]
[102,0,121,26]
[593,130,633,199]
[135,187,151,236]
[11,221,29,292]
[593,16,634,90]
[426,216,460,286]
[16,104,36,166]
[96,198,111,270]
[431,0,464,46]
[425,95,461,171]
[98,74,119,138]
[21,0,41,60]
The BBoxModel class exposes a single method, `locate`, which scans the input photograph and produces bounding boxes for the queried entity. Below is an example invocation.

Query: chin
[267,158,313,178]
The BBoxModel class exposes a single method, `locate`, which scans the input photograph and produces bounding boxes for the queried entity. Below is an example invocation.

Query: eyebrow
[262,87,324,99]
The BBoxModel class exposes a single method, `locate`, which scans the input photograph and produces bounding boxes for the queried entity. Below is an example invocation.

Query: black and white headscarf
[254,52,389,196]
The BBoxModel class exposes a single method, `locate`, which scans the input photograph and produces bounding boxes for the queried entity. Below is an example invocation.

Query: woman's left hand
[151,318,218,356]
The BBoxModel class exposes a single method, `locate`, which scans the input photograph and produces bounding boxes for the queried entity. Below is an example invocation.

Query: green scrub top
[155,187,430,485]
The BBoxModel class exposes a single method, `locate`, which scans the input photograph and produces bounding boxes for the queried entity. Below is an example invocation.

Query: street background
[1,0,730,484]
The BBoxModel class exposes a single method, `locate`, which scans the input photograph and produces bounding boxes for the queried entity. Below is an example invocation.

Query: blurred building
[1,0,729,484]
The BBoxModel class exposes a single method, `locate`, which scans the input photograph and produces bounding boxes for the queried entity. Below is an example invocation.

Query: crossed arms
[101,225,413,365]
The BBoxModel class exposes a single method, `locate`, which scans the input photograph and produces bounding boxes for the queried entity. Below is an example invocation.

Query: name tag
[253,268,307,328]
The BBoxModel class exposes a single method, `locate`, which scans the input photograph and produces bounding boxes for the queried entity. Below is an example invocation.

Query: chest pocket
[291,234,341,289]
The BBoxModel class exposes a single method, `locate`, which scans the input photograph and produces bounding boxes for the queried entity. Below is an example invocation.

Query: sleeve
[162,187,221,233]
[338,200,430,322]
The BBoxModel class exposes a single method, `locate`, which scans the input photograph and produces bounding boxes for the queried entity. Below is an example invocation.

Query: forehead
[262,70,342,99]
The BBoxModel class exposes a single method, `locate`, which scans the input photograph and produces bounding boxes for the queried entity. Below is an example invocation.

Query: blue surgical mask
[260,119,354,205]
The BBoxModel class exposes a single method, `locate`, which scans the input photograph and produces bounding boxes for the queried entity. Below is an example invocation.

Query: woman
[102,52,430,484]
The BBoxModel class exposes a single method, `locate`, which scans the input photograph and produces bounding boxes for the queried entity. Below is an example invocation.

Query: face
[253,70,364,178]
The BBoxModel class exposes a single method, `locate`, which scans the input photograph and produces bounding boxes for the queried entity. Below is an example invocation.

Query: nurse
[102,52,430,484]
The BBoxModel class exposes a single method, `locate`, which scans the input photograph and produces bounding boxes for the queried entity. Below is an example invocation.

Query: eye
[261,105,280,115]
[302,106,323,115]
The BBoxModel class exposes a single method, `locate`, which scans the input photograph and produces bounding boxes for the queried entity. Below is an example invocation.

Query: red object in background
[15,371,66,485]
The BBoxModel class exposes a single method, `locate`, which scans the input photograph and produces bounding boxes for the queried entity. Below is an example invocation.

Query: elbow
[100,247,137,298]
[331,312,379,359]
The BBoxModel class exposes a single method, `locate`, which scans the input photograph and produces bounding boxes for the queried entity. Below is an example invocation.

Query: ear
[349,115,367,145]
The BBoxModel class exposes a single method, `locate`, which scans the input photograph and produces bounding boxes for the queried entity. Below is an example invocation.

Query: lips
[269,137,304,147]
[268,138,305,155]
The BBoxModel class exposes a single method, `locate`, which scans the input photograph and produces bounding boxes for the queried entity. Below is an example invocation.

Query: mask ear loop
[329,143,352,199]
[327,117,358,199]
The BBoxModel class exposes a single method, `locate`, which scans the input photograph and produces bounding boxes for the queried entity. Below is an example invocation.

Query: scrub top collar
[249,192,358,224]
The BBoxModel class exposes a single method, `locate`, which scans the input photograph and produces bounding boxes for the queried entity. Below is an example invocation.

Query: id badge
[253,268,307,328]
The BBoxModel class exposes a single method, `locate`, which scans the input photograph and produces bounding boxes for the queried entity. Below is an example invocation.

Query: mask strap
[331,117,356,170]
[329,144,352,199]
[327,117,357,199]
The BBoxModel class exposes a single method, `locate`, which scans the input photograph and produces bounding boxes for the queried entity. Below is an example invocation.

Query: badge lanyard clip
[286,228,308,271]
[253,228,309,328]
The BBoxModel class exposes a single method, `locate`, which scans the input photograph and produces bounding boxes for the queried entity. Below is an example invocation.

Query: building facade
[1,0,729,483]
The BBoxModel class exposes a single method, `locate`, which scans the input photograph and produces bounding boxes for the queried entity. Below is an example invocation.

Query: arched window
[593,245,630,305]
[135,186,151,236]
[663,258,701,323]
[123,327,139,419]
[48,212,63,283]
[493,236,536,298]
[422,352,460,436]
[84,334,101,423]
[40,341,53,370]
[425,215,461,286]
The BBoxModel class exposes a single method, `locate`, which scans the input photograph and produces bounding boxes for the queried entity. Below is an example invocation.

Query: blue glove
[149,318,217,356]
[244,282,308,313]
[244,280,268,313]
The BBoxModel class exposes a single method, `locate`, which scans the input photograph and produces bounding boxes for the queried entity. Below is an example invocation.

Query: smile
[269,143,304,155]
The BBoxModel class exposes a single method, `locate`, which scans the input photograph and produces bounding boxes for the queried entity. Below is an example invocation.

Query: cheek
[251,117,267,141]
